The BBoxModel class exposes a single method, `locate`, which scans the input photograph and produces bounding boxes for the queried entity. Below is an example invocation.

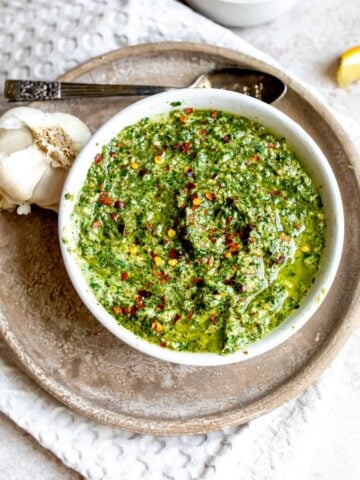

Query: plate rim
[1,41,360,435]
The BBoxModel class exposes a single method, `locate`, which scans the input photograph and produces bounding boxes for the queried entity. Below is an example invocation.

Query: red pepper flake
[121,307,130,315]
[277,255,285,264]
[110,152,117,158]
[157,303,165,311]
[169,248,178,259]
[160,274,170,284]
[205,191,216,201]
[225,233,234,244]
[99,196,114,206]
[129,305,137,316]
[95,153,103,164]
[243,350,249,355]
[211,111,218,118]
[92,220,102,229]
[228,242,240,252]
[173,313,181,324]
[160,341,167,348]
[226,216,232,225]
[149,251,157,259]
[280,232,291,243]
[186,310,194,321]
[249,154,260,162]
[173,143,180,150]
[184,107,193,114]
[179,114,187,124]
[169,248,183,259]
[192,278,204,287]
[136,296,145,309]
[114,200,126,209]
[210,313,218,325]
[270,189,282,196]
[268,142,277,149]
[111,213,119,221]
[192,204,200,211]
[223,135,231,143]
[209,231,217,243]
[181,142,192,153]
[186,181,196,189]
[121,272,128,281]
[223,278,235,286]
[139,168,147,177]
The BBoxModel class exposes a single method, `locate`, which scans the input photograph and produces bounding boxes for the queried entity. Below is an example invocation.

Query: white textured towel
[0,1,358,479]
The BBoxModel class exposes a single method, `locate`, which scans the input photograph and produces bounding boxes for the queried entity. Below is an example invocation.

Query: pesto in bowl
[70,108,325,355]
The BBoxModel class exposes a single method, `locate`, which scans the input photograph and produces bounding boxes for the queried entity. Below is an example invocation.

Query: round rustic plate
[1,42,359,435]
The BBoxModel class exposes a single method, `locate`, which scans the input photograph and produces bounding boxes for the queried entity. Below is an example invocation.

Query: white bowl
[186,0,299,27]
[59,88,344,366]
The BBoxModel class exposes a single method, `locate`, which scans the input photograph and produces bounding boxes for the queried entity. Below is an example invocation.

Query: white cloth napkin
[0,1,358,479]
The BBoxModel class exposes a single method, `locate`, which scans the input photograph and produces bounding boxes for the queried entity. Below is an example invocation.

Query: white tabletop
[1,0,359,478]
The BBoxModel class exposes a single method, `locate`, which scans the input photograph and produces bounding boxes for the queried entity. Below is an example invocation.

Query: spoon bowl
[191,67,287,103]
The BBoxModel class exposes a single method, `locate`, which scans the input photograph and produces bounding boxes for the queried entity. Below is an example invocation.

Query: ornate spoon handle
[4,80,173,102]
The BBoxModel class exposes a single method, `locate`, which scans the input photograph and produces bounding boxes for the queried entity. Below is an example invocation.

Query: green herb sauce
[71,108,325,354]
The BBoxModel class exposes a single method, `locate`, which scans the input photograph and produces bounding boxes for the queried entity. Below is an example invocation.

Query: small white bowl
[186,0,299,27]
[59,88,344,366]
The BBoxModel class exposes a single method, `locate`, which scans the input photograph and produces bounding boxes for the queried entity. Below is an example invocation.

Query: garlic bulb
[0,107,91,214]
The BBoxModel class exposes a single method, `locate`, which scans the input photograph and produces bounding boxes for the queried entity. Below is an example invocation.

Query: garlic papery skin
[0,107,91,214]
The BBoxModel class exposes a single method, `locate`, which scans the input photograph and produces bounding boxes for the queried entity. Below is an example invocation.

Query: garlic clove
[0,126,34,154]
[0,146,48,202]
[0,191,17,211]
[31,166,68,211]
[0,106,48,130]
[50,112,91,152]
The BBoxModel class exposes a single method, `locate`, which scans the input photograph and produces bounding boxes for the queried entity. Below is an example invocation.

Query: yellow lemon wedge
[337,45,360,87]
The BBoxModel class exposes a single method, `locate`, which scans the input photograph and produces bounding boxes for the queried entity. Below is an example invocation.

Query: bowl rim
[59,87,344,367]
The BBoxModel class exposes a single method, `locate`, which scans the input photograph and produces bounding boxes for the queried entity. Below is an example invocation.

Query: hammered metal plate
[0,42,359,434]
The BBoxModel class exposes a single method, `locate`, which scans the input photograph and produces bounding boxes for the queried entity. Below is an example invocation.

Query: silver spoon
[4,67,286,104]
